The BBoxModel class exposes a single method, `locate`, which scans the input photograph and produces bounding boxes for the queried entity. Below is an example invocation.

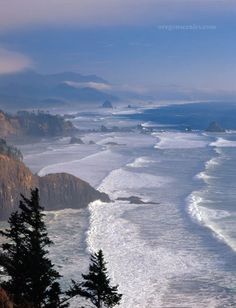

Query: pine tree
[0,211,28,305]
[67,249,122,308]
[0,188,62,308]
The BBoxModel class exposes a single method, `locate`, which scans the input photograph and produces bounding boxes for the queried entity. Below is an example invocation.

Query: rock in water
[206,121,225,132]
[39,173,109,211]
[102,100,113,108]
[70,136,84,144]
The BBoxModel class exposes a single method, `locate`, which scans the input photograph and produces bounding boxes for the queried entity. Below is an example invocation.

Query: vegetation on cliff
[16,111,76,137]
[0,139,23,161]
[0,109,76,139]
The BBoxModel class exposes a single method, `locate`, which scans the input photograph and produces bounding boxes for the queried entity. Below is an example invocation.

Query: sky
[0,0,236,97]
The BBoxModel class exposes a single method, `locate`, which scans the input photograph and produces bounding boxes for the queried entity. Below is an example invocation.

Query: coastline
[16,103,236,307]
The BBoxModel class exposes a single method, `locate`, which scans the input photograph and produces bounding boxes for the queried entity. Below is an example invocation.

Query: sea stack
[102,100,113,108]
[206,121,225,132]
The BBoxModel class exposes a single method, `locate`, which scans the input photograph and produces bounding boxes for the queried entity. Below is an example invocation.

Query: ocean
[19,102,236,307]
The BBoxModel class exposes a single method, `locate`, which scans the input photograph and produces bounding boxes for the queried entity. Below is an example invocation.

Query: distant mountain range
[0,70,118,109]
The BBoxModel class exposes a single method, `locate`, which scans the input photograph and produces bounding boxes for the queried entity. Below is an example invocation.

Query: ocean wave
[187,193,230,222]
[205,157,220,169]
[98,168,172,199]
[187,192,236,252]
[153,132,209,149]
[126,157,155,168]
[195,171,216,183]
[210,137,236,148]
[87,198,208,308]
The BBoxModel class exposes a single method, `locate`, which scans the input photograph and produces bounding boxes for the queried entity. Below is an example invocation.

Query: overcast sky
[0,0,236,95]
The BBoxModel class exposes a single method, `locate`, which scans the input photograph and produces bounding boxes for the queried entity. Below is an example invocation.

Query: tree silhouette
[67,249,122,308]
[0,188,63,308]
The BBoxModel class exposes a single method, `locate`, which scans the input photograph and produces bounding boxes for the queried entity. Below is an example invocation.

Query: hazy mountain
[0,70,117,110]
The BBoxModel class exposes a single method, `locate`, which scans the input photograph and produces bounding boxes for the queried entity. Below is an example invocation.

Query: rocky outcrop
[0,154,37,219]
[0,154,110,220]
[206,121,225,132]
[102,100,113,108]
[38,173,109,211]
[70,136,84,144]
[0,111,17,138]
[116,196,159,205]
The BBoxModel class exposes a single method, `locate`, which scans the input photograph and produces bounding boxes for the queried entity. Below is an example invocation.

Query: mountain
[0,70,117,109]
[0,149,110,220]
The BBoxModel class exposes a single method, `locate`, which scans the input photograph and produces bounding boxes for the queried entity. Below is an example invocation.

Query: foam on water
[126,156,155,168]
[187,192,236,251]
[45,208,90,283]
[195,171,215,182]
[87,169,209,308]
[210,137,236,147]
[86,154,236,307]
[87,169,171,307]
[18,124,236,306]
[195,152,220,183]
[187,137,236,253]
[153,132,208,149]
[205,157,220,169]
[98,168,172,199]
[87,201,180,308]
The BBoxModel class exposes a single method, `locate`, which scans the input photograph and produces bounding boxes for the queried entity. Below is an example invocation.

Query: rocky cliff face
[0,154,37,218]
[0,154,109,220]
[38,173,109,211]
[0,110,76,139]
[0,111,17,138]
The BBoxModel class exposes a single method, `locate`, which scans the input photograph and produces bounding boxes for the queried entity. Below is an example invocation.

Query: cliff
[0,154,109,220]
[38,173,109,211]
[0,110,76,139]
[0,139,23,161]
[0,154,37,219]
[0,111,17,138]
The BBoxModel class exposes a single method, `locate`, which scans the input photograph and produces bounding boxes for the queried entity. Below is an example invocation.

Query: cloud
[0,0,235,31]
[64,81,111,91]
[0,48,32,74]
